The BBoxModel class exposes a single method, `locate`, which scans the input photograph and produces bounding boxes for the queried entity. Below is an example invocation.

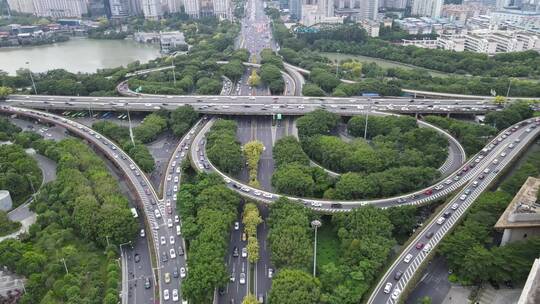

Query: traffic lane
[371,126,538,303]
[256,206,272,301]
[9,101,498,116]
[8,94,501,107]
[255,117,274,191]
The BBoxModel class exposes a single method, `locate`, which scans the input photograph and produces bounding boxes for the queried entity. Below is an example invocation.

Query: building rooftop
[518,258,540,304]
[495,177,540,229]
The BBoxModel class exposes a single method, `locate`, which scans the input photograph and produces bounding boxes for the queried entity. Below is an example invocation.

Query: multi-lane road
[368,118,540,303]
[4,94,503,116]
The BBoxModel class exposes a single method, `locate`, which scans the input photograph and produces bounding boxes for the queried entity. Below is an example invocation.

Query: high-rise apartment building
[7,0,87,17]
[109,0,130,17]
[167,0,182,13]
[212,0,231,18]
[142,0,162,19]
[411,0,443,18]
[183,0,201,17]
[290,0,302,19]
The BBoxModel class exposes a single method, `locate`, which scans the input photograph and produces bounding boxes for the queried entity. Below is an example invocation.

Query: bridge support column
[447,113,451,118]
[415,112,418,119]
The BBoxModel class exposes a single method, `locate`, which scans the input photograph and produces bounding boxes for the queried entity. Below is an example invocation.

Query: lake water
[0,38,161,75]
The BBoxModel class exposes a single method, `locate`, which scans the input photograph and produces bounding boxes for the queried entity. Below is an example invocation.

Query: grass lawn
[316,218,340,271]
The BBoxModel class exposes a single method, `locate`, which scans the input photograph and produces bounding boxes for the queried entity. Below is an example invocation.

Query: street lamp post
[311,219,322,277]
[364,98,371,140]
[171,57,176,86]
[25,62,37,95]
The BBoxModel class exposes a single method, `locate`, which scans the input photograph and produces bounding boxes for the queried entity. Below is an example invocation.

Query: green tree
[243,140,264,187]
[0,210,21,236]
[268,269,321,304]
[302,83,325,96]
[221,60,245,81]
[169,105,199,137]
[0,86,13,99]
[242,294,259,304]
[248,69,261,87]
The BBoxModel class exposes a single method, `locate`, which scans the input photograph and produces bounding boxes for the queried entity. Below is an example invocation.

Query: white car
[459,194,467,201]
[140,229,145,237]
[166,199,171,207]
[173,194,177,201]
[160,236,166,245]
[234,222,240,230]
[263,193,273,199]
[172,289,179,302]
[180,267,186,278]
[168,219,173,228]
[242,247,247,258]
[311,201,322,207]
[154,209,162,219]
[173,185,178,192]
[224,178,231,183]
[167,175,172,181]
[384,282,392,294]
[170,236,175,245]
[174,215,179,223]
[253,190,261,196]
[391,288,401,300]
[170,248,176,259]
[451,203,460,210]
[174,176,179,183]
[403,253,413,263]
[423,244,432,253]
[164,289,170,301]
[239,273,246,284]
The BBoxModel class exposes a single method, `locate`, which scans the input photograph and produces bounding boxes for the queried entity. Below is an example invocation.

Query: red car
[424,189,433,196]
[167,206,172,214]
[415,242,425,250]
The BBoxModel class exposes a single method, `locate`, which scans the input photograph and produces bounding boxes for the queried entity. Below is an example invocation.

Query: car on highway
[423,244,432,253]
[167,206,172,214]
[154,209,162,219]
[134,254,140,263]
[144,277,151,289]
[164,289,170,301]
[451,203,460,210]
[140,229,145,237]
[415,242,424,250]
[161,236,166,245]
[168,218,173,228]
[311,201,322,207]
[384,282,392,294]
[234,221,240,230]
[391,288,401,300]
[167,175,172,181]
[233,247,239,257]
[394,270,403,280]
[403,253,413,263]
[162,251,168,262]
[170,248,176,259]
[170,236,175,244]
[178,246,184,256]
[165,272,171,283]
[173,266,179,278]
[436,217,446,225]
[176,225,181,236]
[242,247,247,258]
[240,273,246,284]
[172,289,179,302]
[175,215,179,223]
[180,267,186,278]
[268,268,274,279]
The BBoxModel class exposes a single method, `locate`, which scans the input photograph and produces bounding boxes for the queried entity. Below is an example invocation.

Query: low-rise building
[495,177,540,246]
[358,19,380,37]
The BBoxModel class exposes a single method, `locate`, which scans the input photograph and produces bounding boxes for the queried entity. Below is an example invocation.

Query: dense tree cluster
[0,144,42,207]
[333,167,439,200]
[0,117,22,140]
[133,113,168,143]
[0,137,137,303]
[484,101,533,130]
[243,203,262,263]
[0,210,21,236]
[26,69,116,96]
[290,111,443,199]
[440,152,540,285]
[176,173,240,303]
[267,198,313,270]
[424,115,497,155]
[318,206,395,303]
[220,60,246,81]
[271,136,334,197]
[206,119,244,175]
[268,268,322,304]
[243,140,264,187]
[260,63,285,94]
[169,105,199,137]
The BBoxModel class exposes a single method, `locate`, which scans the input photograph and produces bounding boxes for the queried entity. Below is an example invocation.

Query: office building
[290,0,301,19]
[411,0,443,18]
[183,0,201,17]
